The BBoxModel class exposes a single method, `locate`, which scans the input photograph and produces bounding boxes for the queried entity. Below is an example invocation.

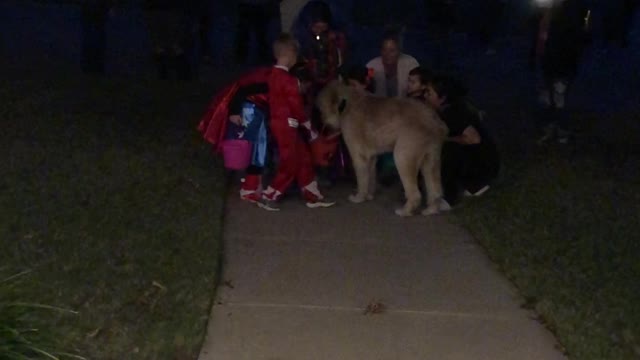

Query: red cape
[197,67,272,153]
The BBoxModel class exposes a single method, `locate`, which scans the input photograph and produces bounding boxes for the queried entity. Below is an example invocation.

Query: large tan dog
[316,81,450,216]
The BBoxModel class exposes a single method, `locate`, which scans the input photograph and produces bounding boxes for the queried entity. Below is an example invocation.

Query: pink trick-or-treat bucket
[221,140,252,170]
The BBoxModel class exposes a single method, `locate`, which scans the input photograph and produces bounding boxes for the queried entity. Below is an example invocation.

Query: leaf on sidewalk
[363,300,386,315]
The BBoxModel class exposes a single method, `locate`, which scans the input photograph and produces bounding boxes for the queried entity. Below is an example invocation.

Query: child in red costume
[197,67,271,203]
[198,64,315,206]
[260,34,335,210]
[197,67,271,153]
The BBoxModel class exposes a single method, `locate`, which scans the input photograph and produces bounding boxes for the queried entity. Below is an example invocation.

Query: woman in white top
[366,32,420,98]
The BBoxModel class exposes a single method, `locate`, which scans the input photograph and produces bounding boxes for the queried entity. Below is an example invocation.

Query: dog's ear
[315,81,343,129]
[316,83,332,112]
[327,82,342,110]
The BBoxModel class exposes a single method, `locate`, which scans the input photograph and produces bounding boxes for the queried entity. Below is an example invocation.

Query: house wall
[281,0,312,33]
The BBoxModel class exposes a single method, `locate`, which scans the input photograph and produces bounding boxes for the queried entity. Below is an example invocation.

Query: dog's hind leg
[421,143,447,216]
[349,153,371,203]
[366,157,377,200]
[393,149,421,217]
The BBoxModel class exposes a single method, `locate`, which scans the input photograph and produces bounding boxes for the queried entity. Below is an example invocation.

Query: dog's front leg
[394,151,421,217]
[421,144,449,216]
[349,154,370,203]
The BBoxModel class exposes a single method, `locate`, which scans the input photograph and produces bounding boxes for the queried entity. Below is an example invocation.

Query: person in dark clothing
[535,0,591,144]
[144,0,192,80]
[295,1,347,94]
[81,0,114,75]
[236,0,282,65]
[527,3,547,71]
[424,75,500,207]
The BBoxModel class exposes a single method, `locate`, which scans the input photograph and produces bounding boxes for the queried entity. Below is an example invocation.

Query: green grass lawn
[0,69,227,359]
[455,129,640,359]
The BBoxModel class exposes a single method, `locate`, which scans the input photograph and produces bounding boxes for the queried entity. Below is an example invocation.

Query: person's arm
[228,83,268,116]
[448,125,481,145]
[285,77,319,140]
[444,102,482,145]
[334,31,348,68]
[366,58,383,96]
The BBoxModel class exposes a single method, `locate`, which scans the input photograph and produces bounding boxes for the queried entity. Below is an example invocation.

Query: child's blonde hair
[273,33,299,58]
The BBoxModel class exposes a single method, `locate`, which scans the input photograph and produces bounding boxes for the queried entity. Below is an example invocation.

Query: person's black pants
[537,77,572,133]
[236,3,278,65]
[246,165,263,175]
[527,10,544,70]
[441,142,500,205]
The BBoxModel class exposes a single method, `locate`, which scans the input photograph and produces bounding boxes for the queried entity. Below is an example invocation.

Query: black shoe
[316,167,335,188]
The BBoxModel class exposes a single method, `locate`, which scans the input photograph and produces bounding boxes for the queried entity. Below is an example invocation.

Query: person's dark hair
[428,74,468,103]
[409,66,433,86]
[381,29,401,47]
[342,65,368,85]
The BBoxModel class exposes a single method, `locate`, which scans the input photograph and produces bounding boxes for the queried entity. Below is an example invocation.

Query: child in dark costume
[534,0,592,144]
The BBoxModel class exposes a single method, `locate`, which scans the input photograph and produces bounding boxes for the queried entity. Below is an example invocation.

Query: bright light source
[533,0,554,8]
[316,35,320,40]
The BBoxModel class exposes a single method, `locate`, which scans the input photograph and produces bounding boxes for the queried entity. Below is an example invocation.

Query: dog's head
[315,80,351,129]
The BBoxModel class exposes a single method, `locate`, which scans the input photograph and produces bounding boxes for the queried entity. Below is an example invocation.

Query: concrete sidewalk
[199,184,566,360]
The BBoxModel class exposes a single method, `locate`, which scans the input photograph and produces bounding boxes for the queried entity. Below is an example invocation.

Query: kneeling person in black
[425,75,500,207]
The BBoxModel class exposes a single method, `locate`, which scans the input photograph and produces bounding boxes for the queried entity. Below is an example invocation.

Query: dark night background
[1,1,640,359]
[0,0,638,115]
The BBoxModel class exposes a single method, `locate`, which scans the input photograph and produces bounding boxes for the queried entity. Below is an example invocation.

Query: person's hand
[229,115,243,126]
[309,130,319,142]
[326,130,341,140]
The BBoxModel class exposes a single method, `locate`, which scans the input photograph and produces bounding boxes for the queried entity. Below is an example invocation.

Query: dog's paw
[349,194,367,203]
[366,193,375,201]
[395,208,413,217]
